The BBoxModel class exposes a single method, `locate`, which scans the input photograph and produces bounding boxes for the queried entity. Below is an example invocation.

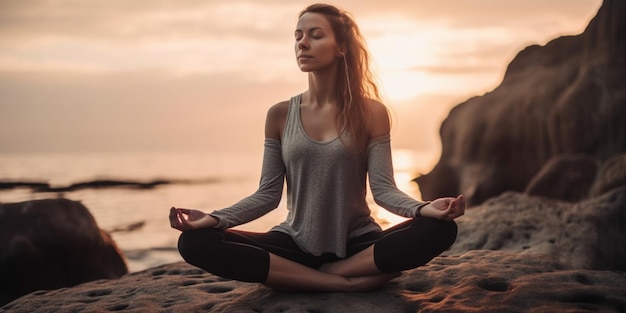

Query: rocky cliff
[416,0,626,206]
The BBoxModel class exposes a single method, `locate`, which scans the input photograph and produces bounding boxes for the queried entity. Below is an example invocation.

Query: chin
[298,65,315,72]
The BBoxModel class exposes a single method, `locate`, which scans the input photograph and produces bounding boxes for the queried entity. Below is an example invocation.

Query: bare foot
[345,272,401,292]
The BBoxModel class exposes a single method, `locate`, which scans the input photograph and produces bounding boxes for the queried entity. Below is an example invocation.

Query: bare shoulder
[366,99,390,139]
[267,100,289,120]
[265,100,290,140]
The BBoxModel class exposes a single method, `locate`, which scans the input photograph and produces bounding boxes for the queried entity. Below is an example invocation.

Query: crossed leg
[265,217,458,292]
[264,245,398,292]
[178,217,457,292]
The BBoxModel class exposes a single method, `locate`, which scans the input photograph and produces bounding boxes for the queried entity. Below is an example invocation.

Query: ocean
[0,149,434,272]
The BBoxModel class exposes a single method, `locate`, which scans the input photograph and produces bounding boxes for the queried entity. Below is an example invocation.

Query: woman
[169,3,464,292]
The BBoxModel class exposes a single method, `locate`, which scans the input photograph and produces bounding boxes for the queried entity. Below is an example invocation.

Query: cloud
[0,0,603,153]
[349,0,601,29]
[0,1,310,80]
[0,0,601,76]
[0,0,299,42]
[1,0,601,45]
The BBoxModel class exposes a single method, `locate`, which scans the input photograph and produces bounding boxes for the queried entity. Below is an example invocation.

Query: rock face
[416,0,626,206]
[0,198,128,306]
[3,251,625,313]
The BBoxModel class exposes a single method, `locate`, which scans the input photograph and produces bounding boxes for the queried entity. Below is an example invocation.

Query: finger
[171,210,186,229]
[172,218,189,231]
[177,211,192,229]
[455,195,465,215]
[169,208,178,227]
[171,215,183,229]
[448,198,458,213]
[448,199,462,219]
[459,195,466,212]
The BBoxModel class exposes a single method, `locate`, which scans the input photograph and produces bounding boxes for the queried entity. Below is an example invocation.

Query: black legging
[178,217,457,283]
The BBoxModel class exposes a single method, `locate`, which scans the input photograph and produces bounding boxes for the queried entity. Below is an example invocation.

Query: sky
[0,0,602,155]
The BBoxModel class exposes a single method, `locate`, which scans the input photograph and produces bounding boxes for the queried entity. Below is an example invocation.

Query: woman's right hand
[169,207,218,231]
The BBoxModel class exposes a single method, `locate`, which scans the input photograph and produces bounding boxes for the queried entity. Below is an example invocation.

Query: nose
[297,37,309,50]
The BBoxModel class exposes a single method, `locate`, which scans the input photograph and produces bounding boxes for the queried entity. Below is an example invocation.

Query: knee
[177,231,194,259]
[442,220,458,248]
[177,228,220,264]
[421,219,458,261]
[177,231,196,264]
[415,217,458,249]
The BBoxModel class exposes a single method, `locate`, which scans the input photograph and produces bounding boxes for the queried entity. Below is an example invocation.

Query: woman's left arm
[367,134,427,217]
[367,101,464,220]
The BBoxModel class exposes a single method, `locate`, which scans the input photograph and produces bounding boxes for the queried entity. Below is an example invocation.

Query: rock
[447,187,626,271]
[0,198,127,306]
[416,0,626,206]
[590,153,626,197]
[524,154,598,202]
[2,251,625,313]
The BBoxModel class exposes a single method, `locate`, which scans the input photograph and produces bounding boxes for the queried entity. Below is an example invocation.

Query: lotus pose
[169,3,465,292]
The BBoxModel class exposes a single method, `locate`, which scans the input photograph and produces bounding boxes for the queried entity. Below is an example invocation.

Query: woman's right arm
[264,100,288,141]
[207,137,285,228]
[170,102,289,231]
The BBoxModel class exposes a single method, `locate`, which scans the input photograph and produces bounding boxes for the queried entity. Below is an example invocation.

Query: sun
[377,70,435,102]
[363,19,445,102]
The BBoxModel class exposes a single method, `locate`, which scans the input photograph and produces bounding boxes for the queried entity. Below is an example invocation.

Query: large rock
[2,251,625,313]
[0,198,127,306]
[590,153,626,197]
[523,154,598,202]
[447,187,626,271]
[416,0,626,206]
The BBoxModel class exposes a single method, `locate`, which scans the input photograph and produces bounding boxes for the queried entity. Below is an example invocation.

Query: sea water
[0,149,435,272]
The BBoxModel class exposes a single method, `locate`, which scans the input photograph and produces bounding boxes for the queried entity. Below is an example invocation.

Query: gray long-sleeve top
[210,95,428,257]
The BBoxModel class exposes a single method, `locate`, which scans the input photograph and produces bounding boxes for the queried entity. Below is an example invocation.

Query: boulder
[416,0,626,206]
[524,154,598,202]
[590,153,626,197]
[0,198,127,306]
[447,187,626,271]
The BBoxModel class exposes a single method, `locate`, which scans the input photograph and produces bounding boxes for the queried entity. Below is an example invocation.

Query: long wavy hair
[299,3,382,152]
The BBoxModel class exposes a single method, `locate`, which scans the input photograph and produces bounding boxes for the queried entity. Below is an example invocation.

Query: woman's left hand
[420,194,465,221]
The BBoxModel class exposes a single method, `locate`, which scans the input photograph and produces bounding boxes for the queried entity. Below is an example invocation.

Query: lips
[298,54,313,61]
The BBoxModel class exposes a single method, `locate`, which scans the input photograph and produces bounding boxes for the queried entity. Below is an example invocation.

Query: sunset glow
[0,0,602,154]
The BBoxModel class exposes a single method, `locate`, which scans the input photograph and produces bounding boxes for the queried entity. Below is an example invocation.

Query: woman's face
[294,12,341,72]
